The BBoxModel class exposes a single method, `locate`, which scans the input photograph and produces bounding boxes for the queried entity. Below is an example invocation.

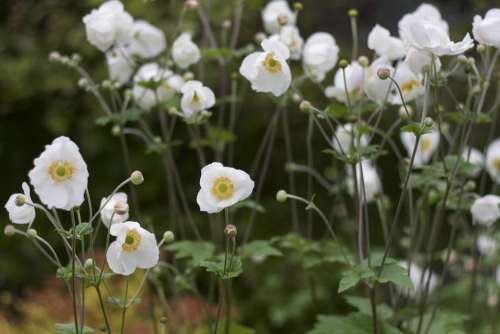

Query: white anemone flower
[106,47,134,85]
[470,195,500,227]
[196,162,254,214]
[325,61,364,103]
[461,147,484,177]
[486,138,500,183]
[400,127,440,167]
[180,81,216,117]
[399,261,438,297]
[276,25,303,60]
[398,3,449,39]
[82,0,133,52]
[302,32,339,82]
[389,62,424,105]
[240,36,292,97]
[477,234,497,257]
[4,182,36,225]
[368,25,406,61]
[172,33,201,69]
[28,137,89,211]
[106,221,159,276]
[473,9,500,49]
[332,123,368,154]
[346,161,382,203]
[261,0,296,34]
[364,58,394,106]
[129,20,166,59]
[405,47,442,74]
[100,192,129,228]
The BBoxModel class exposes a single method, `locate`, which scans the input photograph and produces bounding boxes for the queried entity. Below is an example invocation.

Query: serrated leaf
[166,241,215,265]
[376,262,413,289]
[308,313,402,334]
[200,255,243,280]
[400,122,433,136]
[344,296,394,320]
[55,323,94,333]
[338,265,375,293]
[407,311,468,334]
[239,240,282,260]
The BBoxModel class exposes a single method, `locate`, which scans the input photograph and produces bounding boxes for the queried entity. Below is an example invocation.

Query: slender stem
[120,278,129,334]
[71,209,80,334]
[95,285,112,334]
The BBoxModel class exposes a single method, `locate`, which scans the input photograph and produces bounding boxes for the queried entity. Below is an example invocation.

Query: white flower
[363,58,394,106]
[398,4,449,39]
[388,62,424,105]
[346,161,382,203]
[261,0,296,34]
[325,61,364,103]
[180,81,216,117]
[332,123,368,154]
[368,25,405,61]
[405,47,442,74]
[28,137,89,211]
[400,127,440,167]
[106,47,134,85]
[470,195,500,227]
[462,147,484,177]
[240,37,291,97]
[172,33,201,69]
[129,20,166,59]
[473,9,500,48]
[196,162,254,214]
[399,261,438,296]
[82,0,133,52]
[276,25,303,60]
[302,32,339,82]
[106,221,159,276]
[486,138,500,183]
[477,234,497,257]
[100,192,129,227]
[497,267,500,286]
[4,183,35,225]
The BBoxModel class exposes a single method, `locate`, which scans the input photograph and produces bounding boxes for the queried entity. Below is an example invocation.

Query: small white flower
[405,47,442,74]
[28,137,89,211]
[398,3,449,39]
[302,32,339,82]
[240,36,292,97]
[470,195,500,227]
[400,127,440,167]
[473,9,500,49]
[477,234,497,257]
[388,61,424,105]
[106,221,159,276]
[486,138,500,183]
[261,0,296,34]
[172,33,201,69]
[363,58,394,106]
[4,183,36,225]
[325,61,364,103]
[196,162,254,214]
[129,20,166,59]
[180,81,216,117]
[332,123,368,154]
[100,192,129,227]
[368,25,406,61]
[276,25,303,60]
[82,0,133,52]
[399,261,438,296]
[346,161,382,203]
[462,147,484,177]
[106,47,134,85]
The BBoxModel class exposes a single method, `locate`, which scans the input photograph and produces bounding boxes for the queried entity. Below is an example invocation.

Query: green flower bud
[163,230,175,243]
[4,225,16,237]
[276,190,288,203]
[130,171,144,185]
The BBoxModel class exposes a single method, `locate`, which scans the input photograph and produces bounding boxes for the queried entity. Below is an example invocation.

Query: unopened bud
[183,71,194,81]
[476,44,486,54]
[293,2,303,11]
[27,228,38,239]
[277,14,289,26]
[130,171,144,185]
[348,9,358,18]
[399,105,413,118]
[358,55,369,67]
[464,180,476,192]
[276,190,288,203]
[299,100,312,112]
[292,93,301,103]
[71,53,82,64]
[84,258,95,269]
[224,224,237,238]
[184,0,198,9]
[254,32,266,44]
[48,51,61,62]
[423,117,434,127]
[168,107,179,115]
[222,20,231,29]
[114,201,129,215]
[4,225,16,237]
[163,230,175,243]
[457,55,468,64]
[339,59,349,69]
[377,67,391,80]
[112,125,122,137]
[15,195,26,207]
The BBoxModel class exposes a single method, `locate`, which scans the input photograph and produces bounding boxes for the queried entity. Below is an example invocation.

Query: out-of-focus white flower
[405,47,442,74]
[106,221,159,276]
[368,25,406,61]
[106,47,134,85]
[82,0,133,52]
[240,37,291,96]
[302,32,339,82]
[196,162,254,214]
[100,192,129,227]
[180,80,216,117]
[332,123,368,154]
[399,261,438,296]
[473,9,500,48]
[364,58,394,106]
[486,139,500,183]
[172,33,201,69]
[462,147,484,177]
[470,195,500,227]
[276,25,303,60]
[389,62,424,105]
[346,161,382,203]
[129,20,166,59]
[477,234,497,256]
[497,267,500,286]
[399,3,449,39]
[4,183,35,225]
[400,127,440,167]
[261,0,296,34]
[28,137,88,211]
[325,61,364,103]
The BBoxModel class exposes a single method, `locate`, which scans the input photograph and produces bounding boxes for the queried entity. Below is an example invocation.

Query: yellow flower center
[122,229,141,252]
[191,91,200,105]
[211,176,235,200]
[263,53,282,74]
[48,160,75,182]
[420,137,432,153]
[401,80,419,93]
[493,158,500,172]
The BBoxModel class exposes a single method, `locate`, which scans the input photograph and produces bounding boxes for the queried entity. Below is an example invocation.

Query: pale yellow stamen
[48,160,75,182]
[211,176,235,200]
[122,229,141,252]
[191,91,200,105]
[401,80,418,93]
[493,158,500,172]
[263,53,282,74]
[420,137,432,152]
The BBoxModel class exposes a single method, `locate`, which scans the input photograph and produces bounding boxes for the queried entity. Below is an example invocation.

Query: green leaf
[273,233,320,253]
[55,323,94,333]
[166,241,215,265]
[400,122,433,136]
[200,255,243,280]
[308,313,402,334]
[344,296,394,320]
[230,199,266,213]
[239,240,282,260]
[338,265,375,293]
[376,262,413,289]
[407,311,468,334]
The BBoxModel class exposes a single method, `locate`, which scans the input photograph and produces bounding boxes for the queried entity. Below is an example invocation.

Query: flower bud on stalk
[84,258,95,269]
[358,55,369,67]
[224,224,237,238]
[131,171,144,185]
[114,201,129,215]
[163,230,175,243]
[339,59,348,69]
[348,9,358,17]
[27,228,37,239]
[15,195,26,207]
[299,100,312,113]
[4,225,16,237]
[184,0,198,10]
[377,67,391,80]
[276,190,288,203]
[277,14,289,26]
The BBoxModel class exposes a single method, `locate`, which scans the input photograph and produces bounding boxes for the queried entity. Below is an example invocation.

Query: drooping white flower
[368,25,406,61]
[486,139,500,183]
[196,162,254,214]
[477,234,497,257]
[364,58,394,106]
[276,25,303,60]
[4,183,36,225]
[106,221,159,276]
[172,33,201,69]
[470,195,500,227]
[389,61,425,105]
[302,32,339,82]
[462,147,484,177]
[82,0,133,52]
[399,261,438,296]
[398,3,449,39]
[400,127,440,167]
[28,137,89,211]
[405,47,442,74]
[473,9,500,49]
[129,20,166,59]
[332,123,368,154]
[261,0,296,34]
[325,61,364,103]
[106,47,134,85]
[346,161,382,203]
[240,37,291,97]
[180,81,216,117]
[100,192,129,227]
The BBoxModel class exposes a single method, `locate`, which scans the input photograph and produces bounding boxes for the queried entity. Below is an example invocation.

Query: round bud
[84,258,95,269]
[276,190,288,203]
[400,237,411,248]
[441,122,450,134]
[153,136,162,144]
[254,32,266,44]
[183,71,195,81]
[293,2,303,11]
[339,59,349,69]
[377,67,391,80]
[464,180,476,192]
[457,55,468,64]
[224,224,237,238]
[299,100,312,113]
[277,14,289,26]
[423,117,434,127]
[14,195,26,207]
[468,57,476,65]
[130,171,144,185]
[27,228,38,239]
[111,125,122,137]
[398,105,413,119]
[163,230,175,243]
[437,105,445,113]
[476,44,486,54]
[222,20,232,29]
[292,93,302,103]
[4,225,16,237]
[168,107,179,115]
[71,53,82,64]
[231,72,239,80]
[471,85,481,95]
[114,201,129,215]
[348,9,358,17]
[358,55,369,67]
[78,78,89,90]
[48,51,61,62]
[427,190,440,203]
[184,0,198,9]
